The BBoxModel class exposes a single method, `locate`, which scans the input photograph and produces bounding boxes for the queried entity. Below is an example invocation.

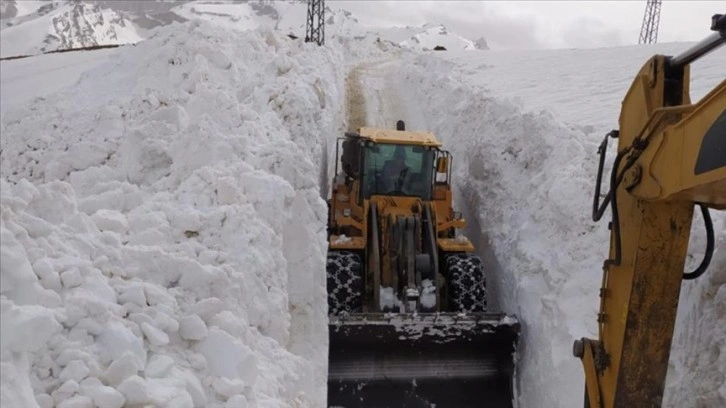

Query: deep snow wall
[394,50,725,408]
[1,21,346,408]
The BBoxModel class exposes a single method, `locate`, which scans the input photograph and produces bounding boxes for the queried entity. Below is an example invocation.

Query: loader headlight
[343,208,351,217]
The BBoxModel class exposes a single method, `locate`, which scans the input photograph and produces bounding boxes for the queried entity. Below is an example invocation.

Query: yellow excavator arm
[574,14,725,408]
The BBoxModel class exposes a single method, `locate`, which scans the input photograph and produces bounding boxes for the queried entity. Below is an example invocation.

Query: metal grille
[306,0,325,46]
[638,0,662,44]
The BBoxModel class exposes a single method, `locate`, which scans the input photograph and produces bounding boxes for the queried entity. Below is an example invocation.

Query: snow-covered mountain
[0,1,142,58]
[0,0,485,58]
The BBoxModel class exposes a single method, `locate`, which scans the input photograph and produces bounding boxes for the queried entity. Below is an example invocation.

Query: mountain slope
[1,1,142,58]
[1,0,485,58]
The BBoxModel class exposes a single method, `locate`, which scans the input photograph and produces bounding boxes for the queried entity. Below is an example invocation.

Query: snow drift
[1,21,347,408]
[392,46,726,407]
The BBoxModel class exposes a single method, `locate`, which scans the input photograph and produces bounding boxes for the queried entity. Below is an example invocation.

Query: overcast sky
[328,1,722,50]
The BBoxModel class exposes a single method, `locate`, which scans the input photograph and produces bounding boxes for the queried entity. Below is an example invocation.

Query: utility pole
[306,0,325,46]
[638,0,662,44]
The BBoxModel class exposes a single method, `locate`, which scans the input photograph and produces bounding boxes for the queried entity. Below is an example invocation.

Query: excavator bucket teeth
[328,312,520,408]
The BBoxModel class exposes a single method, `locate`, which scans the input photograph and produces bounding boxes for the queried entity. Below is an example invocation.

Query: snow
[419,279,437,309]
[378,286,401,311]
[397,23,479,51]
[172,1,273,32]
[1,5,724,408]
[1,20,350,408]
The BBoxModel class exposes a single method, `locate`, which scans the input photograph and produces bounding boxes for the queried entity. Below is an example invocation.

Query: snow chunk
[212,377,247,398]
[36,394,54,408]
[180,314,208,341]
[58,360,90,384]
[145,355,174,378]
[0,226,47,305]
[196,329,258,386]
[52,380,80,404]
[80,384,125,408]
[96,322,146,368]
[141,322,170,346]
[91,209,128,234]
[178,370,206,408]
[102,352,139,387]
[0,300,60,353]
[0,357,40,408]
[420,279,436,309]
[57,395,93,408]
[225,395,249,408]
[60,268,83,288]
[117,375,150,406]
[118,285,147,307]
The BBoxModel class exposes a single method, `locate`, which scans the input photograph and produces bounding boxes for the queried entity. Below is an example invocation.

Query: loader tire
[327,251,363,315]
[446,253,487,312]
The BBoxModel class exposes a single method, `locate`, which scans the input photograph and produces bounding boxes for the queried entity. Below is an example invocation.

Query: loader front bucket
[327,312,520,408]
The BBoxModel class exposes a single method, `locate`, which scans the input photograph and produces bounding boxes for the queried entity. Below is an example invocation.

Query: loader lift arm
[573,14,726,408]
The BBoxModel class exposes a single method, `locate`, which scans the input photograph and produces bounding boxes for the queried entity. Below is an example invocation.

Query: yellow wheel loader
[325,120,520,407]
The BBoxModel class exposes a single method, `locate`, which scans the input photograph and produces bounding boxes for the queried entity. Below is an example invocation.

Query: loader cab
[361,142,436,200]
[335,124,451,207]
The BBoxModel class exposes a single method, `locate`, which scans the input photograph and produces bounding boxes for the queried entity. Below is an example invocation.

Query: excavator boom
[574,14,725,407]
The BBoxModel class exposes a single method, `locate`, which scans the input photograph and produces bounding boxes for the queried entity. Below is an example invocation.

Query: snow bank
[394,46,725,407]
[1,21,346,408]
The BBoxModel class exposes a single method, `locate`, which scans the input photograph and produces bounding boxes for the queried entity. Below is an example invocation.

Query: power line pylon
[306,0,325,46]
[639,0,662,44]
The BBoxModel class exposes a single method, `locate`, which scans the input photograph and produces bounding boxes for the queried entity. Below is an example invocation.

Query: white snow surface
[2,9,725,408]
[1,21,353,408]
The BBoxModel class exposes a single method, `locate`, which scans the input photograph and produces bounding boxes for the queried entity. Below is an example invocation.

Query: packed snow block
[35,394,54,408]
[145,355,175,378]
[225,394,248,408]
[90,209,128,234]
[52,380,80,405]
[96,321,146,369]
[25,182,77,224]
[196,329,258,386]
[116,375,150,406]
[0,300,60,354]
[179,314,208,341]
[177,370,206,408]
[141,322,170,346]
[56,395,93,408]
[79,383,125,408]
[0,226,49,306]
[60,268,83,288]
[1,357,42,408]
[118,284,147,307]
[17,212,54,238]
[149,105,190,132]
[212,377,246,398]
[58,360,90,384]
[77,183,144,215]
[101,352,139,387]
